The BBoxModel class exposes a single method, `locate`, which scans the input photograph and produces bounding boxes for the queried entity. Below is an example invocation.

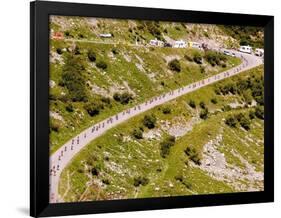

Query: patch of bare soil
[161,116,200,138]
[143,129,162,140]
[50,111,65,123]
[50,51,64,64]
[164,55,181,63]
[192,130,264,191]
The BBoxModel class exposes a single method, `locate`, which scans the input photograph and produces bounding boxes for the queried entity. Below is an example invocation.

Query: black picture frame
[30,1,274,217]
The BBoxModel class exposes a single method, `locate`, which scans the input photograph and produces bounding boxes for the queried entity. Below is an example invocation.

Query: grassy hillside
[58,66,264,202]
[49,18,241,154]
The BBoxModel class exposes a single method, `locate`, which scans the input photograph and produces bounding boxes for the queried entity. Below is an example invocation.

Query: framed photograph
[30,1,274,217]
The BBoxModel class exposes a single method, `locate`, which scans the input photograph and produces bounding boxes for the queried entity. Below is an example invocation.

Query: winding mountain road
[49,50,263,203]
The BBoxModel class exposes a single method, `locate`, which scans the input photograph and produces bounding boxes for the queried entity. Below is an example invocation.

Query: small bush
[240,116,251,130]
[168,59,181,72]
[255,106,264,119]
[74,46,81,55]
[102,178,110,185]
[225,116,237,127]
[188,100,196,108]
[143,114,157,129]
[193,52,203,64]
[84,102,101,117]
[132,128,143,139]
[211,98,218,104]
[204,50,227,66]
[183,181,192,189]
[199,101,206,109]
[100,97,110,105]
[174,175,184,182]
[249,110,255,119]
[113,92,133,105]
[160,136,176,158]
[222,105,232,112]
[111,47,118,55]
[199,108,209,120]
[200,66,205,74]
[87,50,96,62]
[91,166,100,176]
[184,54,193,62]
[162,107,171,114]
[96,60,108,70]
[65,103,74,112]
[64,31,70,37]
[56,48,63,55]
[133,176,149,187]
[185,147,201,165]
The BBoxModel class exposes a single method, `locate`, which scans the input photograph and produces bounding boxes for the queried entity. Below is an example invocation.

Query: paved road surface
[49,50,263,203]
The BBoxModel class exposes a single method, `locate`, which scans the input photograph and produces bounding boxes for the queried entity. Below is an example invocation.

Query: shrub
[102,178,110,185]
[74,46,81,55]
[199,108,209,120]
[199,101,206,109]
[61,55,88,102]
[225,116,237,127]
[160,136,176,158]
[87,50,96,62]
[100,97,110,105]
[174,175,184,182]
[113,92,133,105]
[184,147,201,165]
[255,106,264,119]
[64,31,70,37]
[193,52,203,64]
[84,102,101,117]
[168,59,181,72]
[77,167,84,173]
[204,50,227,66]
[249,110,255,119]
[211,98,218,104]
[111,47,118,55]
[200,66,205,74]
[65,103,74,112]
[240,116,251,130]
[183,181,192,189]
[132,128,143,139]
[184,54,193,62]
[91,165,100,176]
[222,105,232,112]
[56,48,63,55]
[143,114,157,129]
[188,100,196,108]
[96,60,108,70]
[133,176,149,187]
[162,107,171,114]
[234,113,244,122]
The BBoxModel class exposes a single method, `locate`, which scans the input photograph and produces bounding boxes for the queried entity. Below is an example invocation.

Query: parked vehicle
[173,40,187,48]
[99,33,112,38]
[239,45,252,54]
[149,38,164,47]
[191,42,201,49]
[223,50,231,56]
[255,48,264,57]
[164,42,172,47]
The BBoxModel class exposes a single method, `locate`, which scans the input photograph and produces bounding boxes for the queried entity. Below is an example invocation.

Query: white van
[255,48,264,57]
[239,45,252,54]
